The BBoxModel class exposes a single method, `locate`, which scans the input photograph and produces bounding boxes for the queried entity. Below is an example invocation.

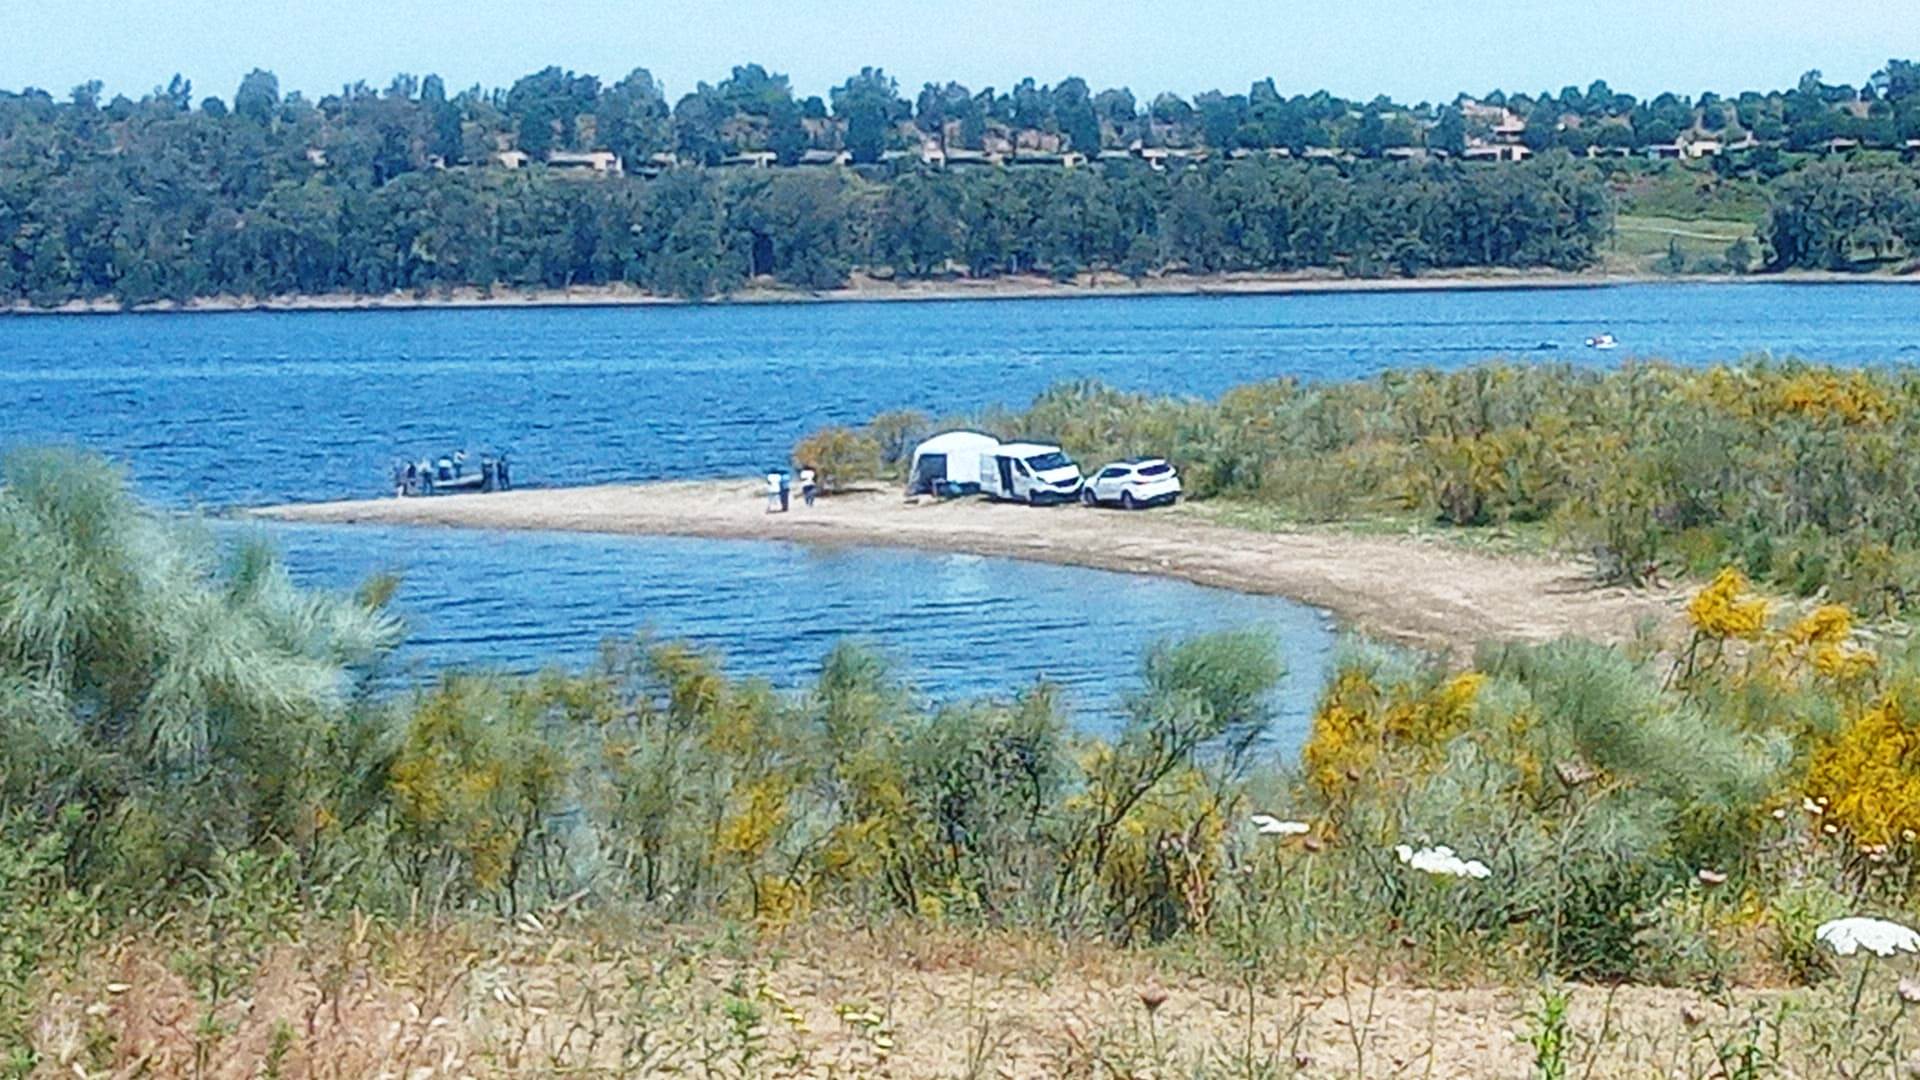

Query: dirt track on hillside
[254,481,1678,655]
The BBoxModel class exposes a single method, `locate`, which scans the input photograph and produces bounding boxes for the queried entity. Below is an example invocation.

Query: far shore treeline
[1,60,1919,305]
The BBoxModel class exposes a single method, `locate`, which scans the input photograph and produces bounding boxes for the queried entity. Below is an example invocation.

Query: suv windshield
[1023,451,1074,472]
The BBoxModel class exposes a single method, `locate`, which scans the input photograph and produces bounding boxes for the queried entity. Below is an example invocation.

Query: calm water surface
[4,283,1916,508]
[256,521,1335,750]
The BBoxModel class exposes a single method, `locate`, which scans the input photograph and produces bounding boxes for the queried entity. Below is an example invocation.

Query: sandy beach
[253,481,1679,655]
[11,266,1914,317]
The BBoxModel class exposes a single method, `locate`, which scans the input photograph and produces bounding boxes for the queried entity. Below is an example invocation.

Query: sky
[3,0,1916,107]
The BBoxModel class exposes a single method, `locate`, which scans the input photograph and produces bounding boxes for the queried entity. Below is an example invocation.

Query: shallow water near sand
[8,284,1913,721]
[252,521,1336,750]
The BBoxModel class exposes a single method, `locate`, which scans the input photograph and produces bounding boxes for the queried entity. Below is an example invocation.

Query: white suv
[1080,458,1182,509]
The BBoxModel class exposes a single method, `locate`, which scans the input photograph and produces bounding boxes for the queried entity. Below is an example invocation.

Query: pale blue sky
[3,0,1915,106]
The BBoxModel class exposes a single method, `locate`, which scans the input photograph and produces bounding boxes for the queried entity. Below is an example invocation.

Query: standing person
[778,469,791,512]
[765,470,783,513]
[800,466,817,507]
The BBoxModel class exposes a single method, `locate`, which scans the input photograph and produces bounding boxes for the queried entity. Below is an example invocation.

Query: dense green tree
[671,86,729,166]
[1762,161,1920,269]
[1431,107,1466,155]
[1093,87,1137,138]
[833,67,905,165]
[875,171,963,275]
[0,60,1909,306]
[234,69,279,124]
[1055,77,1101,155]
[1193,91,1247,149]
[598,68,670,166]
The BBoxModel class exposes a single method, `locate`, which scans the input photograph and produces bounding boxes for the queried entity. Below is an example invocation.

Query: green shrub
[0,449,400,899]
[791,426,882,492]
[832,358,1920,610]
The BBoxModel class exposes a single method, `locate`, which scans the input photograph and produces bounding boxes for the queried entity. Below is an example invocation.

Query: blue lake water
[7,283,1915,728]
[253,521,1335,749]
[3,283,1916,508]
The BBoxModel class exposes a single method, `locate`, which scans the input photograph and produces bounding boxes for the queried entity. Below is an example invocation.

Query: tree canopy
[0,59,1916,305]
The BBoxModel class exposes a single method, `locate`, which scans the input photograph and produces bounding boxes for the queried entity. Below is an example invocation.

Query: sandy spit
[252,481,1679,656]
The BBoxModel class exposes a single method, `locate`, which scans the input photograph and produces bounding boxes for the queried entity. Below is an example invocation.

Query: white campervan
[979,443,1084,505]
[907,431,1002,497]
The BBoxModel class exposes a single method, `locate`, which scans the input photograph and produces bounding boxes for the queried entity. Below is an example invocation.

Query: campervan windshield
[1023,450,1074,472]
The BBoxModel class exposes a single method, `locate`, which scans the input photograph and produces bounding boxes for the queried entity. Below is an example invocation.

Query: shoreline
[8,267,1915,317]
[249,481,1680,656]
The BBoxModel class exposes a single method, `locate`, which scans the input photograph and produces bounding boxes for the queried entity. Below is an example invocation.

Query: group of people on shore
[765,467,817,512]
[392,451,510,497]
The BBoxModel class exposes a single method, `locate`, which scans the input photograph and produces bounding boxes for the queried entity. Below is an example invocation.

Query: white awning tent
[907,431,1001,495]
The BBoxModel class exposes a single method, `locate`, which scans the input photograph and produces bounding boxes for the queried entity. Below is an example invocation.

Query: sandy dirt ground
[0,269,1604,316]
[34,918,1871,1078]
[13,267,1913,317]
[254,481,1679,655]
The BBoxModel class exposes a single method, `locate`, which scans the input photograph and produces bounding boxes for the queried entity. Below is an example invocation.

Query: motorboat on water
[393,450,513,496]
[1585,333,1619,350]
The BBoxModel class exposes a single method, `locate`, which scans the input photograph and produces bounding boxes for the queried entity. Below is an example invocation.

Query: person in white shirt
[799,467,817,507]
[765,470,783,513]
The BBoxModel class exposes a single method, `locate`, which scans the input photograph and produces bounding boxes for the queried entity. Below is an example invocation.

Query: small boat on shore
[1585,333,1619,350]
[393,451,512,496]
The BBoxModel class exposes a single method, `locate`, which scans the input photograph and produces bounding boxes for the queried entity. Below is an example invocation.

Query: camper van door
[910,452,946,496]
[982,451,1009,499]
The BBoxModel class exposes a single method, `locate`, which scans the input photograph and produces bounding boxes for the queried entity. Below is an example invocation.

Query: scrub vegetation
[832,357,1920,615]
[10,447,1920,1074]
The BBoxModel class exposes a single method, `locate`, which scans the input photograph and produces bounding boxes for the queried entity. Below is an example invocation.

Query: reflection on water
[251,522,1337,753]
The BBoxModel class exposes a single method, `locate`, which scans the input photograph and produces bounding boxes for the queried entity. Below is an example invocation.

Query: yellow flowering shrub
[1097,767,1224,941]
[1686,365,1758,419]
[1301,669,1381,797]
[716,776,790,860]
[703,697,774,760]
[1778,604,1878,683]
[748,874,811,927]
[1807,692,1920,846]
[1687,567,1770,641]
[1773,370,1893,426]
[386,679,565,895]
[1425,672,1489,731]
[791,425,881,492]
[816,755,930,897]
[1417,432,1512,525]
[1788,604,1852,645]
[1302,667,1486,799]
[1815,643,1878,682]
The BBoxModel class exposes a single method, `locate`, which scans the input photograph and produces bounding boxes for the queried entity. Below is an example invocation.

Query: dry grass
[28,913,1920,1078]
[1605,214,1756,273]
